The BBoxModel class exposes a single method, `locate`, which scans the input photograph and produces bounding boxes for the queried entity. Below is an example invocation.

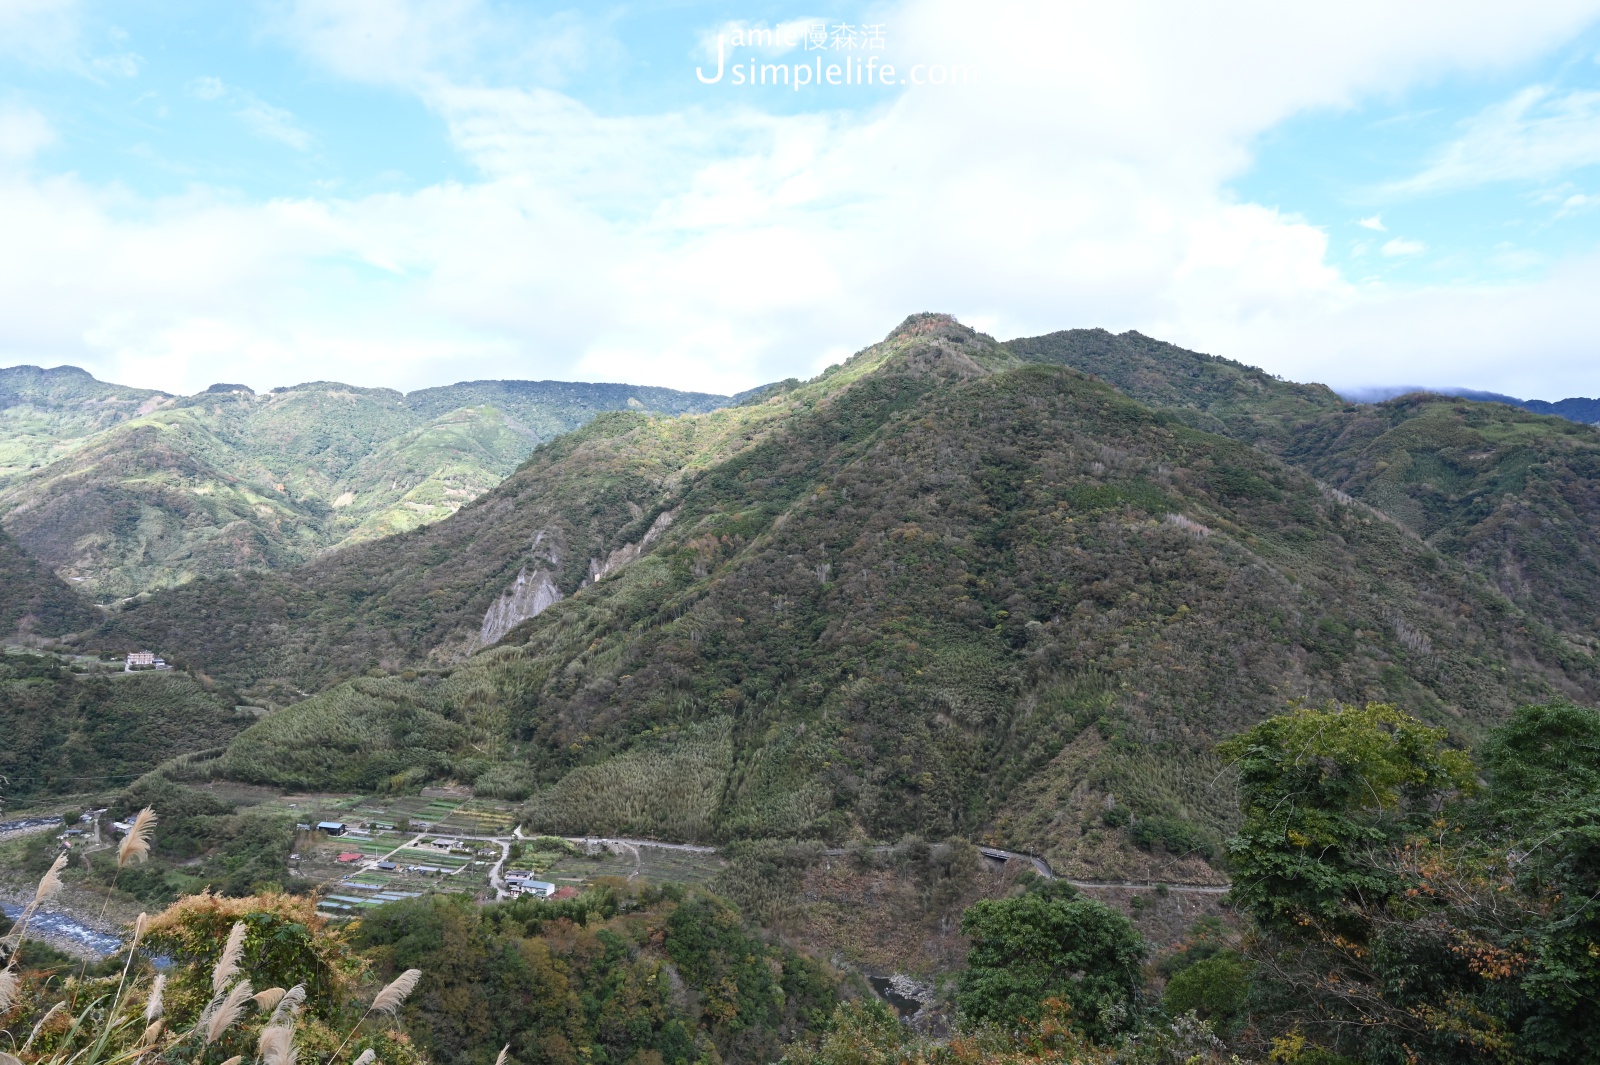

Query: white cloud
[1390,85,1600,193]
[235,100,312,151]
[0,104,56,162]
[187,75,226,100]
[6,0,1600,400]
[89,51,141,77]
[1556,191,1599,216]
[184,77,313,151]
[0,0,82,68]
[265,0,596,90]
[1358,214,1387,230]
[1382,237,1427,256]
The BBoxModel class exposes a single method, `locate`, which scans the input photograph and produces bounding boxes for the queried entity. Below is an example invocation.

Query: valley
[5,315,1600,1063]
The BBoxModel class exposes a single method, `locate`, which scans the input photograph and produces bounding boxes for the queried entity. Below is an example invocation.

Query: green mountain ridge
[1005,330,1600,643]
[101,314,1598,884]
[0,366,731,603]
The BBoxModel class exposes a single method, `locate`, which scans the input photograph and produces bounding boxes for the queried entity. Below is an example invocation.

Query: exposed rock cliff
[586,508,678,585]
[479,532,565,646]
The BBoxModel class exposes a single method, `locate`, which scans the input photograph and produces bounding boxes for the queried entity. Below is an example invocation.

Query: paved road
[973,845,1230,895]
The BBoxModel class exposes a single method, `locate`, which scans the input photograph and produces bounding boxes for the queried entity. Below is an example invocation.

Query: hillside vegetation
[1012,329,1600,654]
[0,367,729,599]
[0,523,95,636]
[0,650,252,800]
[143,316,1597,882]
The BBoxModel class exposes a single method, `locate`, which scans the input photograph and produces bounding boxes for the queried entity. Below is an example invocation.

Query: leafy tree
[956,882,1144,1038]
[1473,701,1600,1063]
[1221,701,1600,1064]
[1161,953,1250,1030]
[1218,702,1474,936]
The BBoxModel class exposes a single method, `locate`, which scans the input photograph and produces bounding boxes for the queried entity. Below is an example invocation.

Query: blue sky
[3,1,1600,399]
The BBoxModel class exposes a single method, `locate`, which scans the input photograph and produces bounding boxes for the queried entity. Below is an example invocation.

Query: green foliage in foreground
[352,882,839,1065]
[957,882,1144,1040]
[1218,702,1475,936]
[1223,700,1600,1065]
[2,890,425,1065]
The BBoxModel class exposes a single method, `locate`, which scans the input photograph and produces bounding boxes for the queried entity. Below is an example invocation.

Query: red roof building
[336,852,363,862]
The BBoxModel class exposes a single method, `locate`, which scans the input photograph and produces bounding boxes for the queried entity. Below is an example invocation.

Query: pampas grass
[258,1024,297,1065]
[254,987,287,1012]
[370,969,422,1015]
[35,851,68,901]
[118,807,158,868]
[2,852,69,970]
[204,980,254,1045]
[333,968,424,1059]
[0,968,17,1013]
[351,1050,377,1065]
[23,1001,66,1050]
[269,984,306,1026]
[212,921,247,993]
[494,1045,510,1065]
[145,972,166,1022]
[1,1051,23,1065]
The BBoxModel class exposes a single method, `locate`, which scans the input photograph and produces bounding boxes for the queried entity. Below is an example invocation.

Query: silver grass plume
[495,1045,510,1065]
[145,972,167,1022]
[3,853,67,961]
[253,987,287,1012]
[212,921,248,993]
[1,1051,23,1065]
[141,1020,164,1046]
[0,968,17,1013]
[35,852,67,903]
[269,984,307,1026]
[118,807,158,868]
[219,1056,244,1065]
[258,1024,297,1065]
[24,1001,67,1050]
[204,980,254,1045]
[352,1050,377,1065]
[370,969,422,1015]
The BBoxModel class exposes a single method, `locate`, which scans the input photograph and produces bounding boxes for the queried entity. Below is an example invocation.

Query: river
[1,901,124,957]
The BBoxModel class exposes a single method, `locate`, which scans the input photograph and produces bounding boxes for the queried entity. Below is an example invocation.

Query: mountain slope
[157,315,1596,883]
[0,522,97,636]
[0,372,731,598]
[1007,329,1600,646]
[0,364,168,484]
[1008,328,1345,444]
[0,650,252,800]
[1280,394,1600,639]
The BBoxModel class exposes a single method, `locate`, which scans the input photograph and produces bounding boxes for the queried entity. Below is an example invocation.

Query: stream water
[2,901,124,956]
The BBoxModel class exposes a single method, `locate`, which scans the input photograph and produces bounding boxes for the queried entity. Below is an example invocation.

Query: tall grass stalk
[329,969,421,1061]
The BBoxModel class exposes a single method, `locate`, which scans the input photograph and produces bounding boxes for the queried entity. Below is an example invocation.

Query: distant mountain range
[0,365,731,599]
[1338,385,1600,425]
